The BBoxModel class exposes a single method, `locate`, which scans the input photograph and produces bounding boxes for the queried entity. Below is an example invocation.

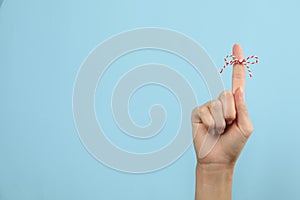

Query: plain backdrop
[1,0,300,199]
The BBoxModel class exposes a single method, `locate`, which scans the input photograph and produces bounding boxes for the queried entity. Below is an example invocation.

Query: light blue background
[1,0,300,199]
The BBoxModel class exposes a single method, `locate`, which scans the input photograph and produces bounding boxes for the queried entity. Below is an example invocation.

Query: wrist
[195,163,235,200]
[196,163,235,174]
[196,163,235,184]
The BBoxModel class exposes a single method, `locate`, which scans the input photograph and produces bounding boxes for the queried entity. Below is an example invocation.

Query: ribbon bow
[219,55,259,77]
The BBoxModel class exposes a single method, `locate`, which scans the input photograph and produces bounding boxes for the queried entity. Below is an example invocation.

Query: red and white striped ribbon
[219,55,259,77]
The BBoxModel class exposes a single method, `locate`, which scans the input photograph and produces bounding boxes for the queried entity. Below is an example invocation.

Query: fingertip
[232,44,244,59]
[232,44,246,92]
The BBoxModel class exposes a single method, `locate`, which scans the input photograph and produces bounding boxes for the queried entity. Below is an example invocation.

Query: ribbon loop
[220,55,259,77]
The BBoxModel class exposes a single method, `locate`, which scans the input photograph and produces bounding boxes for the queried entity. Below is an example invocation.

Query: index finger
[232,44,246,92]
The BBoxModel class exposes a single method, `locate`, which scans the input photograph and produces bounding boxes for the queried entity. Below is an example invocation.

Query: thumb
[234,87,254,137]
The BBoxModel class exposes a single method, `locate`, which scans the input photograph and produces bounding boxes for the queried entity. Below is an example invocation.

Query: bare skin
[191,44,254,200]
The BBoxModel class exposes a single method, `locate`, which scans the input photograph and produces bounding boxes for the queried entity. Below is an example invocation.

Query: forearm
[195,163,234,200]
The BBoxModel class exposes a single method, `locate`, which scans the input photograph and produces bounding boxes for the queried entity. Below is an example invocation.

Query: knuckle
[207,117,215,129]
[191,106,198,116]
[210,100,222,110]
[219,90,232,99]
[191,106,200,122]
[219,91,234,108]
[198,106,207,115]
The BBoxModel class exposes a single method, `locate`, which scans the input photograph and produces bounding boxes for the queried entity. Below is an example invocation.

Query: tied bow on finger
[220,55,259,77]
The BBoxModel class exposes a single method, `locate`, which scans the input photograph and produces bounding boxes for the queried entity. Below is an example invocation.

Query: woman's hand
[192,44,253,165]
[192,44,254,200]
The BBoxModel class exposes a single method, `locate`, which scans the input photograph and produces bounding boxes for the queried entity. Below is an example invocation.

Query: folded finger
[208,100,226,135]
[219,90,236,125]
[192,105,215,131]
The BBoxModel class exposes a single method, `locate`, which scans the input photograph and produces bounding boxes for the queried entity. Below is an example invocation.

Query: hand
[191,44,254,166]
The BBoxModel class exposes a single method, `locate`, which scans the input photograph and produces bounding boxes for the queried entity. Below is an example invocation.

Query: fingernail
[227,120,233,125]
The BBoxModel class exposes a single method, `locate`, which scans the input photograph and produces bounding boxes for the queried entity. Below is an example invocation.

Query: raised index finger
[232,44,246,92]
